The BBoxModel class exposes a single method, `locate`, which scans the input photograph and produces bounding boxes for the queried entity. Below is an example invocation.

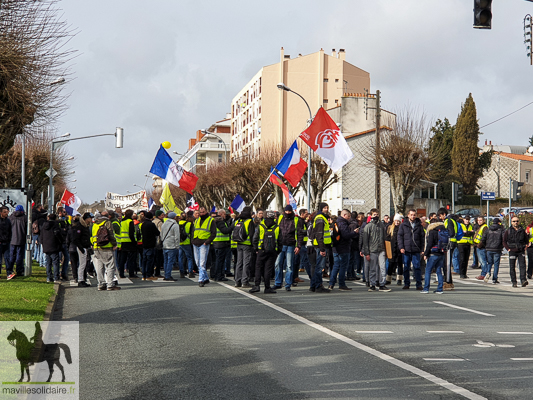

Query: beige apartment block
[230,48,370,158]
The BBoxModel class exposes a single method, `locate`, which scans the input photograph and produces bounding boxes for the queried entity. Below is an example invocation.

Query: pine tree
[429,118,454,183]
[451,94,483,195]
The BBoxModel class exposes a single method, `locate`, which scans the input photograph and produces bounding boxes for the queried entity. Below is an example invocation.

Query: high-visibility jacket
[213,220,230,243]
[258,223,280,251]
[313,214,332,246]
[277,215,300,241]
[193,216,214,240]
[444,218,458,243]
[91,221,113,249]
[118,219,133,244]
[136,221,143,245]
[179,220,192,245]
[457,224,473,244]
[527,226,533,243]
[235,218,253,246]
[474,224,488,244]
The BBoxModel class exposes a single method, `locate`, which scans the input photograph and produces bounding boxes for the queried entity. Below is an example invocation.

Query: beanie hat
[493,218,501,224]
[82,212,92,220]
[266,210,276,219]
[284,205,293,212]
[318,202,329,212]
[155,210,164,217]
[15,205,24,212]
[145,211,153,219]
[167,212,177,219]
[394,214,403,222]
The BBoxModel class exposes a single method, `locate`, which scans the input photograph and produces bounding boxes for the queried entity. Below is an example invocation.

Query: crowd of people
[1,202,532,294]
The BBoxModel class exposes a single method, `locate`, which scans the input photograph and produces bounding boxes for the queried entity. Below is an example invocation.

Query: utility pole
[375,90,381,214]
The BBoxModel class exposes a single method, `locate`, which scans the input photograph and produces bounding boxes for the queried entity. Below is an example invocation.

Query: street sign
[343,198,365,205]
[481,192,495,201]
[45,168,57,178]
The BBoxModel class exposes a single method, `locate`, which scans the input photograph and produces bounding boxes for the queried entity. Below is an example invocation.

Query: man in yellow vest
[473,216,489,281]
[192,206,216,287]
[213,209,233,282]
[178,211,195,278]
[457,216,474,279]
[91,210,119,291]
[233,206,255,288]
[312,202,332,293]
[117,209,137,279]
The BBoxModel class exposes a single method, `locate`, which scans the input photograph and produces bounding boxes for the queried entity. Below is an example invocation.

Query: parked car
[455,208,481,217]
[497,207,525,216]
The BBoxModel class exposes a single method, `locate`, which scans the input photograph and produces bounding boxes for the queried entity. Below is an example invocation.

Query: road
[55,263,533,400]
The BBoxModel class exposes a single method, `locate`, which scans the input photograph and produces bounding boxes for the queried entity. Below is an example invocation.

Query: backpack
[431,227,450,253]
[32,220,40,234]
[232,219,248,243]
[261,224,277,253]
[96,224,110,247]
[179,223,188,241]
[455,220,464,241]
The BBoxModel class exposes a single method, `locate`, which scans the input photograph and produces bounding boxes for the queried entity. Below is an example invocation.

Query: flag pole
[251,168,276,204]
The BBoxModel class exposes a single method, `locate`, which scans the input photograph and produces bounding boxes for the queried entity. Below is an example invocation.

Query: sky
[55,0,533,204]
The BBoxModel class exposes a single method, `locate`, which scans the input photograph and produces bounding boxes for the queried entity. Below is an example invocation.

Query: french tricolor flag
[275,141,307,187]
[150,145,198,194]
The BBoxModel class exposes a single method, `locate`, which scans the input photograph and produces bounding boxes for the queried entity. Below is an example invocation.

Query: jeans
[193,244,210,282]
[45,252,60,281]
[179,244,194,274]
[403,252,422,287]
[9,244,24,275]
[369,251,387,287]
[423,255,444,292]
[163,248,178,279]
[0,243,12,275]
[32,234,40,260]
[60,243,70,278]
[477,248,488,276]
[275,245,295,289]
[472,247,478,267]
[142,248,155,278]
[329,252,350,288]
[486,251,501,281]
[452,247,459,273]
[215,246,231,280]
[312,248,327,289]
[300,247,311,278]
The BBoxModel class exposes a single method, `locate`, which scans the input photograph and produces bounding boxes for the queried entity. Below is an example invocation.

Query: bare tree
[0,0,75,155]
[297,151,338,211]
[363,108,443,215]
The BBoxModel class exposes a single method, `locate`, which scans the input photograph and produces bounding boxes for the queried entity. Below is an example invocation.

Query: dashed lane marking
[433,301,495,317]
[427,331,464,333]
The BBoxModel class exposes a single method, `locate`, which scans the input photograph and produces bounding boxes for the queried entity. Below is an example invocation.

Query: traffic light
[453,183,464,204]
[512,180,524,201]
[446,204,451,211]
[474,0,492,29]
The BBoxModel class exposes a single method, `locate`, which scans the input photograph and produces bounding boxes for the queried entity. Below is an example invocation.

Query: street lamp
[200,129,228,164]
[133,184,143,191]
[277,82,313,211]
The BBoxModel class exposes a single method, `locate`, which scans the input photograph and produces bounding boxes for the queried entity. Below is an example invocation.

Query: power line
[480,101,533,129]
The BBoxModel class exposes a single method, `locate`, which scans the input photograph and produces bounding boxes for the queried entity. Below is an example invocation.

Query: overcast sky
[56,0,533,204]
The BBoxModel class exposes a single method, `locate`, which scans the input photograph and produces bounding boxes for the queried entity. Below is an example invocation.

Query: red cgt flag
[299,107,354,171]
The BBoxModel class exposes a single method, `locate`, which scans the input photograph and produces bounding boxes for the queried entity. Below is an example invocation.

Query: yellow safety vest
[118,219,133,244]
[235,218,253,246]
[313,214,332,245]
[474,224,487,244]
[457,224,473,244]
[193,216,214,240]
[91,221,113,249]
[258,223,280,251]
[213,220,230,243]
[277,215,300,241]
[444,218,458,243]
[179,220,192,245]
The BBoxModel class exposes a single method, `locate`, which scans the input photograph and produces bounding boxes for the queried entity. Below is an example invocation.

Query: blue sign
[481,192,495,201]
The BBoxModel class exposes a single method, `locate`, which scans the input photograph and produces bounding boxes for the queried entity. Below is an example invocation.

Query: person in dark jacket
[57,207,71,281]
[117,209,138,278]
[140,211,160,280]
[213,209,233,282]
[72,213,92,286]
[421,218,447,293]
[311,202,332,293]
[67,216,81,283]
[328,209,358,290]
[40,214,63,282]
[31,204,47,264]
[503,216,530,287]
[481,218,505,284]
[362,208,389,291]
[346,212,360,281]
[8,205,27,278]
[273,205,304,292]
[250,210,282,294]
[397,209,425,290]
[0,206,13,278]
[234,206,255,288]
[386,214,403,286]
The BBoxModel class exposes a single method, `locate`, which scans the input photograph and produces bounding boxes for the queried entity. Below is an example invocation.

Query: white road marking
[497,332,533,335]
[423,358,466,362]
[511,358,533,361]
[355,331,393,334]
[427,331,464,333]
[433,301,495,317]
[218,281,487,400]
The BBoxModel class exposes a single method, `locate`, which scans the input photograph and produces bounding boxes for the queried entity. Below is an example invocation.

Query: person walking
[40,213,63,283]
[91,210,120,291]
[8,205,26,279]
[233,206,255,288]
[192,207,216,287]
[362,208,390,292]
[397,209,425,290]
[72,213,92,287]
[213,209,233,282]
[140,211,159,281]
[0,206,13,279]
[311,202,332,293]
[328,209,357,291]
[481,217,505,284]
[31,204,47,265]
[503,216,529,288]
[161,211,180,281]
[420,217,448,294]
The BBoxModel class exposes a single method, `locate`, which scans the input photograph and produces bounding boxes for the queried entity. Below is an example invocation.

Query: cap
[167,212,177,219]
[155,210,164,217]
[15,205,24,212]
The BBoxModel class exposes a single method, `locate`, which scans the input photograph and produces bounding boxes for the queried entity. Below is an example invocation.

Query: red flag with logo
[299,107,354,171]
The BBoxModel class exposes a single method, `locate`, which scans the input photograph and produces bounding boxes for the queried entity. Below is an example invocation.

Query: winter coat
[503,226,528,253]
[161,218,180,249]
[358,220,368,252]
[141,219,159,249]
[313,213,330,251]
[72,217,92,250]
[57,218,70,244]
[481,223,505,252]
[349,219,360,252]
[31,209,47,225]
[40,220,63,253]
[397,218,425,253]
[252,217,283,252]
[213,215,233,249]
[333,216,357,254]
[66,221,79,252]
[0,216,12,244]
[278,212,304,248]
[424,222,446,257]
[385,224,401,260]
[362,219,386,255]
[9,211,26,246]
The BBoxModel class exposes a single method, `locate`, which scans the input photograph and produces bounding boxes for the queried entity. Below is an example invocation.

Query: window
[323,99,328,104]
[324,78,329,82]
[335,79,339,83]
[218,153,223,163]
[527,170,531,183]
[335,99,338,104]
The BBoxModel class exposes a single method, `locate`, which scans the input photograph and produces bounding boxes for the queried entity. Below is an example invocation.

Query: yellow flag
[160,182,183,214]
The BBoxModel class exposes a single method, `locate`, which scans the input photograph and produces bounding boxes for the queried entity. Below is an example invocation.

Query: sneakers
[522,281,529,287]
[199,281,205,287]
[180,272,186,278]
[327,285,334,290]
[272,285,282,290]
[484,274,491,283]
[264,288,277,294]
[368,285,377,292]
[147,276,158,281]
[107,286,121,291]
[476,275,484,280]
[420,290,429,294]
[433,290,443,294]
[98,285,107,291]
[78,281,90,287]
[379,286,391,292]
[249,286,260,293]
[339,286,352,291]
[512,283,518,288]
[7,273,16,280]
[397,280,402,286]
[235,282,242,287]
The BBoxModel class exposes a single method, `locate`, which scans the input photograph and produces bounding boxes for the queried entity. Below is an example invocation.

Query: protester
[57,207,71,281]
[31,204,47,265]
[0,206,13,279]
[473,216,489,281]
[178,211,195,278]
[161,211,180,281]
[8,205,26,279]
[457,216,474,279]
[92,210,120,291]
[117,209,138,279]
[153,210,165,277]
[311,202,332,293]
[397,209,425,290]
[192,207,216,287]
[362,208,390,292]
[40,213,63,283]
[421,216,447,294]
[503,216,529,288]
[385,214,403,286]
[67,216,81,283]
[251,210,282,294]
[73,213,92,287]
[233,206,255,288]
[481,217,504,284]
[140,211,159,281]
[213,209,233,282]
[328,209,357,291]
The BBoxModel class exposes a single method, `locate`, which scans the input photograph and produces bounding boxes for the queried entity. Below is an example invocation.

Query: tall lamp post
[200,129,228,164]
[276,83,313,211]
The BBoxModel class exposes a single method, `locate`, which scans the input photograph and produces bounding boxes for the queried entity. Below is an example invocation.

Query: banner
[0,188,27,214]
[104,190,148,210]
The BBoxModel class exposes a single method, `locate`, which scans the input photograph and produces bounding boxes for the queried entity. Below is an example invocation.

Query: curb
[43,282,62,321]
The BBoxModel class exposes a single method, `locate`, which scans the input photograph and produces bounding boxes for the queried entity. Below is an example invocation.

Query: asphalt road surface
[55,263,533,400]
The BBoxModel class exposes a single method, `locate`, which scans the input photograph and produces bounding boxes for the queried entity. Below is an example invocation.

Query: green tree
[451,93,489,195]
[529,135,533,147]
[428,118,454,183]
